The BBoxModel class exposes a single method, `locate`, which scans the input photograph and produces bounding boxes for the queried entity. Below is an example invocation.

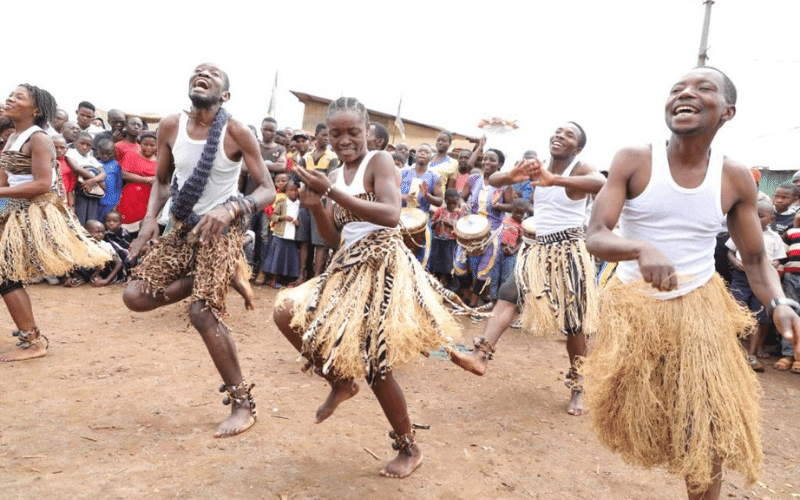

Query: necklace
[183,110,212,127]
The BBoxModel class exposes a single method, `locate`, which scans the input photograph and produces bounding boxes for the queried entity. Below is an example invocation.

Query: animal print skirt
[132,219,242,318]
[280,227,477,385]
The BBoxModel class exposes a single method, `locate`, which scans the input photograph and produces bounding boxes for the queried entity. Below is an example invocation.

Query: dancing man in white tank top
[123,63,275,439]
[450,122,605,416]
[583,67,800,499]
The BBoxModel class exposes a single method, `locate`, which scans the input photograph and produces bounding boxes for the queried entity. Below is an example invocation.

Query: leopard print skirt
[132,219,242,317]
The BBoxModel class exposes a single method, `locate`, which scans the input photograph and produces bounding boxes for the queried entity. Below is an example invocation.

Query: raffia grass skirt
[582,274,761,491]
[0,193,110,282]
[279,228,470,383]
[516,230,598,336]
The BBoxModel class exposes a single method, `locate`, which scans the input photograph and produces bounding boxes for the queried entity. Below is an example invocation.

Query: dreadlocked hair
[325,97,369,124]
[20,84,57,129]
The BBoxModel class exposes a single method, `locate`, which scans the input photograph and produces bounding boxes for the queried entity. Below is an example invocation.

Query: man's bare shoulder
[159,113,181,129]
[608,144,651,175]
[225,117,250,138]
[572,160,597,175]
[722,155,756,194]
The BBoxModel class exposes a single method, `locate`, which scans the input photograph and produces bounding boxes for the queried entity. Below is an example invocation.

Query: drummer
[450,122,605,417]
[452,146,507,312]
[463,140,509,231]
[399,143,442,264]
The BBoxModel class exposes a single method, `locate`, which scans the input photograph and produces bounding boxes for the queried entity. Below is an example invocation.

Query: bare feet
[379,446,424,479]
[0,342,47,362]
[566,388,585,416]
[214,404,256,438]
[449,349,488,376]
[230,263,255,311]
[315,378,359,423]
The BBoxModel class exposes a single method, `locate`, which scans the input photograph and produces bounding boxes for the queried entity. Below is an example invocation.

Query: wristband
[767,297,800,317]
[222,203,236,219]
[244,195,258,214]
[323,184,335,198]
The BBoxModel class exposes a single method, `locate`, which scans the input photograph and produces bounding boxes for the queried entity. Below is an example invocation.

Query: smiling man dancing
[123,63,275,438]
[583,67,800,499]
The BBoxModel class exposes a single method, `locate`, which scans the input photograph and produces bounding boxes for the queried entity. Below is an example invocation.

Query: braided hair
[485,148,505,167]
[20,84,57,129]
[325,97,369,124]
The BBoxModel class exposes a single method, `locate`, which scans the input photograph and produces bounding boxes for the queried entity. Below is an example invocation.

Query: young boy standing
[726,198,785,371]
[771,182,798,235]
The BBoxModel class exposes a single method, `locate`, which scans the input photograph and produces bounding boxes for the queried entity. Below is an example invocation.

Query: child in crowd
[430,188,464,287]
[64,220,123,287]
[103,210,132,250]
[66,131,105,225]
[262,179,301,288]
[53,135,75,208]
[103,211,132,278]
[777,212,800,373]
[771,182,798,235]
[391,152,405,169]
[115,116,143,161]
[254,173,288,284]
[492,198,526,301]
[97,139,123,221]
[727,198,785,371]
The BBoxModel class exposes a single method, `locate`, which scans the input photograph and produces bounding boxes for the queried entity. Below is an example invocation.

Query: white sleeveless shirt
[6,125,57,189]
[171,112,241,216]
[533,157,588,236]
[334,150,385,249]
[616,140,725,299]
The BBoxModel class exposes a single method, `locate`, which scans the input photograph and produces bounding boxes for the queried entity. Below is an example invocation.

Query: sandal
[772,356,794,372]
[774,357,793,371]
[792,360,800,374]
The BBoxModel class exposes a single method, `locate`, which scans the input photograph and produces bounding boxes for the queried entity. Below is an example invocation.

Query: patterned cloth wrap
[132,217,244,318]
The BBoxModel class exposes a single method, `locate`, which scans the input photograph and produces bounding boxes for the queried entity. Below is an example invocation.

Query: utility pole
[697,0,714,66]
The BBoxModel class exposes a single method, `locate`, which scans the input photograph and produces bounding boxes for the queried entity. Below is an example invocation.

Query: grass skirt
[516,228,598,336]
[279,228,474,385]
[582,274,761,491]
[0,193,110,282]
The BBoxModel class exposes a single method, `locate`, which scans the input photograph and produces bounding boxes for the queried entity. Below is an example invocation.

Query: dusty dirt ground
[1,282,798,500]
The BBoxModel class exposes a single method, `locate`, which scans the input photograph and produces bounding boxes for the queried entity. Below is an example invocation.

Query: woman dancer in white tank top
[274,97,480,479]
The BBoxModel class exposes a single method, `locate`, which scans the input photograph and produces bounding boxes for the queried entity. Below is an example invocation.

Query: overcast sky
[4,0,799,169]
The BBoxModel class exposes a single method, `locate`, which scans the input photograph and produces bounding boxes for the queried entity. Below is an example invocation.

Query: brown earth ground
[1,282,798,500]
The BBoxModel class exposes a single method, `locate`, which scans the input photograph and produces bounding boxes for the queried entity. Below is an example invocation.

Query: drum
[522,217,537,242]
[399,207,428,251]
[455,215,491,256]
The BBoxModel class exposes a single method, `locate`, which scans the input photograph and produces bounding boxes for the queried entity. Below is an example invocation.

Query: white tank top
[171,112,241,216]
[334,150,385,248]
[616,140,725,299]
[533,157,587,236]
[6,125,54,189]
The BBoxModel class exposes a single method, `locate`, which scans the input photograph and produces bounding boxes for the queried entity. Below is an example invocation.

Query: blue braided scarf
[170,107,231,228]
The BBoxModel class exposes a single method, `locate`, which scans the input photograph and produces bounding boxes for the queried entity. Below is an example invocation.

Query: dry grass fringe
[0,194,110,281]
[280,229,465,382]
[582,274,761,492]
[516,237,598,336]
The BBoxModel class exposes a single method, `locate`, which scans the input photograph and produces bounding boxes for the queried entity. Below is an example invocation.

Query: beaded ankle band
[473,336,495,361]
[12,327,48,350]
[218,381,257,419]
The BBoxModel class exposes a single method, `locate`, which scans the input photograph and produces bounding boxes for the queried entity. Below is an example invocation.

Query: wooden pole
[697,0,714,67]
